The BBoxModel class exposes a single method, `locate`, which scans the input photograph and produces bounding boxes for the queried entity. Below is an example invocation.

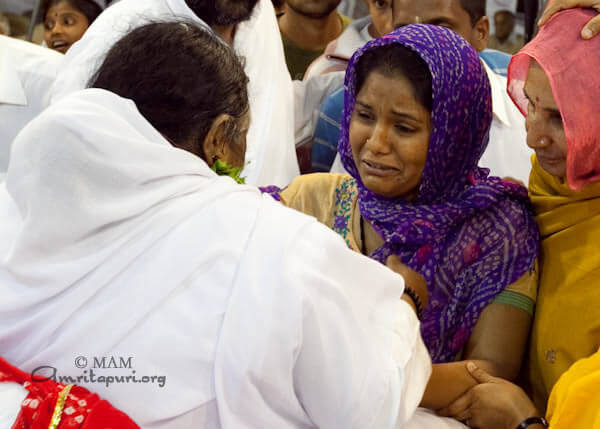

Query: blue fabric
[311,86,345,172]
[479,48,511,77]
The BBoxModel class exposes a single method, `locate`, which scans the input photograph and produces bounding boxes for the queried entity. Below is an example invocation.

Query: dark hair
[89,22,249,157]
[355,44,433,112]
[43,0,103,24]
[459,0,486,25]
[185,0,259,26]
[271,0,285,9]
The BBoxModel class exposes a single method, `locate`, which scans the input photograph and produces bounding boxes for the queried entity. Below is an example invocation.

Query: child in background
[43,0,105,53]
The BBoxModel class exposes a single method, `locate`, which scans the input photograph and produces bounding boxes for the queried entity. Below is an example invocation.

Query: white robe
[0,89,436,428]
[50,0,299,187]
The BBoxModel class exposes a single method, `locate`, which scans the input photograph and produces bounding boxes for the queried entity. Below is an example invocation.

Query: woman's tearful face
[350,71,431,200]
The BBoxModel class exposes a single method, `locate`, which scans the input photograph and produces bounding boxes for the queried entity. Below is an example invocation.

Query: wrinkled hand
[386,255,429,309]
[539,0,600,39]
[437,362,541,429]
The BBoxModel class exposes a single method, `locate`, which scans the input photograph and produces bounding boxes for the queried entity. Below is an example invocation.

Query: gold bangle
[48,384,74,429]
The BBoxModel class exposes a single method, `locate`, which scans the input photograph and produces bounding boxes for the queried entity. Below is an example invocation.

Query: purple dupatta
[339,25,539,362]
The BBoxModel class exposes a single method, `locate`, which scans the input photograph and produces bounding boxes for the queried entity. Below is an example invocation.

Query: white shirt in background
[0,36,62,180]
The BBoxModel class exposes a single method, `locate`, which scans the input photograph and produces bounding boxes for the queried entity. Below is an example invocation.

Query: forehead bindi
[525,62,559,109]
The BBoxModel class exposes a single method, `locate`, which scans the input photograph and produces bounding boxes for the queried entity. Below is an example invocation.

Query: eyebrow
[356,101,421,122]
[424,17,455,26]
[523,88,562,115]
[390,109,421,122]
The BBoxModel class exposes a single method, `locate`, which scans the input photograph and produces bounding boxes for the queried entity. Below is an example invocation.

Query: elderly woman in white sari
[0,22,465,429]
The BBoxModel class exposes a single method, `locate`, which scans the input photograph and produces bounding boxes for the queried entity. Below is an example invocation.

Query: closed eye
[395,124,416,134]
[356,109,374,121]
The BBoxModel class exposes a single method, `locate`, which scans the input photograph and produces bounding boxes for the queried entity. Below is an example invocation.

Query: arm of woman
[420,301,533,410]
[462,302,532,380]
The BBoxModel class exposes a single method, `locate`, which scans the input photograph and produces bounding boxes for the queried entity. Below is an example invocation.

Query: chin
[361,180,405,199]
[539,162,566,180]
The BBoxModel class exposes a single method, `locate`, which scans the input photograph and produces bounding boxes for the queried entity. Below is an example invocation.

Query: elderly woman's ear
[202,114,247,169]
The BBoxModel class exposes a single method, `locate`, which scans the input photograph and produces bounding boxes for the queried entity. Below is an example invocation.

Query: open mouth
[51,40,69,52]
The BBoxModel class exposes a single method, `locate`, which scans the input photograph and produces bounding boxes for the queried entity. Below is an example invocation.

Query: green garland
[211,159,246,184]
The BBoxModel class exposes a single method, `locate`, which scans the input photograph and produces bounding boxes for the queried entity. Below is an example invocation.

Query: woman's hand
[438,362,542,429]
[538,0,600,39]
[386,255,429,309]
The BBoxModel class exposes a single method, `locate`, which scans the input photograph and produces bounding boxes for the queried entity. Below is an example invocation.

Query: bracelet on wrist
[403,287,424,319]
[516,417,549,429]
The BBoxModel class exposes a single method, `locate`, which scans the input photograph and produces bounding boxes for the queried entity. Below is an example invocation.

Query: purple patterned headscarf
[340,25,539,362]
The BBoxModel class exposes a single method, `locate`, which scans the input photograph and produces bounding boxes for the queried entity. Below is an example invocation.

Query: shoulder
[468,191,538,249]
[280,173,355,222]
[282,173,353,197]
[339,13,353,29]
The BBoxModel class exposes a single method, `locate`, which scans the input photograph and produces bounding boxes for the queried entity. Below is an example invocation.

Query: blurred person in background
[278,0,352,80]
[488,9,524,54]
[305,0,394,79]
[43,0,106,53]
[338,0,369,18]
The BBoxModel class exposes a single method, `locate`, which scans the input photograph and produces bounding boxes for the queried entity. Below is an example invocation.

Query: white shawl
[51,0,299,187]
[0,89,431,428]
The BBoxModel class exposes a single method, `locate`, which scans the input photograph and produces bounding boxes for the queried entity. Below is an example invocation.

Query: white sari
[50,0,299,187]
[0,88,437,428]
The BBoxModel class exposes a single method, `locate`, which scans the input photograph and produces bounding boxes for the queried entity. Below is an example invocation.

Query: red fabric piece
[507,8,600,190]
[0,357,139,429]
